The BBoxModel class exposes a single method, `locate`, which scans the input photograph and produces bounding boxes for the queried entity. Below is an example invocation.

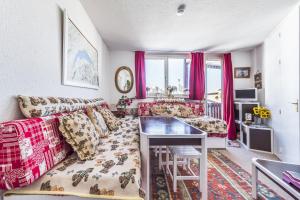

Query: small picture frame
[245,113,253,121]
[234,67,251,78]
[254,72,262,89]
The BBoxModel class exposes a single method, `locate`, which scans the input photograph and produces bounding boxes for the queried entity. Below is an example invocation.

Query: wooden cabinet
[234,102,260,123]
[241,123,273,153]
[234,101,260,142]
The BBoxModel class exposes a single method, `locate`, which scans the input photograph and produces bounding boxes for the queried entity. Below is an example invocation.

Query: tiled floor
[220,145,293,199]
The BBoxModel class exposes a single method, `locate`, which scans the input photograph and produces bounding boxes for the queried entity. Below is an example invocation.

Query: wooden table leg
[200,138,207,200]
[252,162,258,199]
[159,146,162,171]
[140,134,150,200]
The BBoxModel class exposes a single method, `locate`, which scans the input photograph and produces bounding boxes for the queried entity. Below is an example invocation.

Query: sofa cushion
[138,101,204,117]
[151,104,194,118]
[58,111,101,160]
[18,95,107,118]
[5,117,144,200]
[176,104,195,118]
[182,116,227,137]
[0,113,71,190]
[150,104,173,116]
[97,107,121,131]
[86,106,110,138]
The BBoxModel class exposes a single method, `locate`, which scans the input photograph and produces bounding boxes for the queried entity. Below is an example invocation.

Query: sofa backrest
[137,101,204,116]
[18,95,108,118]
[0,96,108,190]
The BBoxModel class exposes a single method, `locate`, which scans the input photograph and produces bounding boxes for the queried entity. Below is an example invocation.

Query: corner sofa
[0,96,144,200]
[137,100,228,148]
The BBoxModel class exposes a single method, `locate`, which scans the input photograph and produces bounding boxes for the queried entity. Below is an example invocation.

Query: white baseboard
[206,137,226,149]
[4,194,107,200]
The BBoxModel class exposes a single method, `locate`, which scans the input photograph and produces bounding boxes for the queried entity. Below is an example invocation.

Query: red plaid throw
[0,113,72,190]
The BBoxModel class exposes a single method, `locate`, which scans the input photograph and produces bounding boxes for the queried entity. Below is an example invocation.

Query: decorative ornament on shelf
[253,106,271,125]
[146,87,150,96]
[244,113,253,125]
[166,86,177,98]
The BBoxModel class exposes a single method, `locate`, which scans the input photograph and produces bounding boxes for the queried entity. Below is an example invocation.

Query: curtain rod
[132,44,260,54]
[132,50,231,54]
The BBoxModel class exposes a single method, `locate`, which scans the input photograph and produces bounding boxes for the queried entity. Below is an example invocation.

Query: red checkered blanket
[0,113,71,190]
[0,103,109,190]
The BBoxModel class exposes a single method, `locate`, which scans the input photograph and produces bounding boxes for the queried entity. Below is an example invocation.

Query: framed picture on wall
[62,9,99,89]
[234,67,251,78]
[254,72,262,89]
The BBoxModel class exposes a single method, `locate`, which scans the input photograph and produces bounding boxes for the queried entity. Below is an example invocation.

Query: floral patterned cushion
[97,107,122,131]
[151,104,194,118]
[176,104,195,118]
[6,117,144,200]
[155,98,185,103]
[150,104,173,117]
[182,116,227,137]
[86,106,110,138]
[58,111,101,160]
[138,101,204,116]
[18,95,107,118]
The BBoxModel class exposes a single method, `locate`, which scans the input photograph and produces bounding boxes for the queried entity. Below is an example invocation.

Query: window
[145,59,165,95]
[206,60,222,103]
[145,56,190,97]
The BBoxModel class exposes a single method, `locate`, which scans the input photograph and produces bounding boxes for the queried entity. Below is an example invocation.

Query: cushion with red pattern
[0,113,71,190]
[137,101,204,116]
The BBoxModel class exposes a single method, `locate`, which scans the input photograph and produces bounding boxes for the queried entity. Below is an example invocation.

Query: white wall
[109,51,135,104]
[256,5,300,163]
[250,45,265,105]
[0,0,111,122]
[231,50,254,89]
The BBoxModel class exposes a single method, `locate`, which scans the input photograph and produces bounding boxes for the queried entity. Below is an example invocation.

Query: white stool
[166,146,202,193]
[154,146,167,170]
[157,146,189,171]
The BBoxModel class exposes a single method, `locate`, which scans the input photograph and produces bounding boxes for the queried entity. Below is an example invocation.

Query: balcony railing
[206,101,222,119]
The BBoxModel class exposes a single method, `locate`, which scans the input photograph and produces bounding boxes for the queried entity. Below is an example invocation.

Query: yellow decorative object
[253,106,271,119]
[253,106,261,115]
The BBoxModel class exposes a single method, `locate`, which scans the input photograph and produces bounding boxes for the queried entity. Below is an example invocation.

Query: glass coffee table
[252,158,300,199]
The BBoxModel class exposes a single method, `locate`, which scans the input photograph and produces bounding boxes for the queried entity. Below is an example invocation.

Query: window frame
[205,58,223,102]
[145,54,190,98]
[205,56,224,119]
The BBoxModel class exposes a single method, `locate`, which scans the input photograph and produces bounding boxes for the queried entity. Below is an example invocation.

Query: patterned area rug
[151,150,283,200]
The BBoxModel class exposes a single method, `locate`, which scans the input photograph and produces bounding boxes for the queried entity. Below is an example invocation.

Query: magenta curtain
[223,53,236,140]
[189,52,205,100]
[135,51,146,99]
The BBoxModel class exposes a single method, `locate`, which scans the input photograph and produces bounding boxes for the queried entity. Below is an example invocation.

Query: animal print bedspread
[5,117,144,200]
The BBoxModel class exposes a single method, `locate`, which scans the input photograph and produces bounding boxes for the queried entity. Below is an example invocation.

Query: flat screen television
[234,88,258,101]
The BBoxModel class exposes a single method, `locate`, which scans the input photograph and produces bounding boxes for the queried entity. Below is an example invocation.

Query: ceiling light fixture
[177,4,186,16]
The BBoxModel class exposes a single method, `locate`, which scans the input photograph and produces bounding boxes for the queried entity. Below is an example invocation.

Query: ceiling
[80,0,299,52]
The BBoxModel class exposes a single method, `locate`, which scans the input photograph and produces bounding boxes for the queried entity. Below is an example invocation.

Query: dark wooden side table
[252,158,300,199]
[241,123,273,153]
